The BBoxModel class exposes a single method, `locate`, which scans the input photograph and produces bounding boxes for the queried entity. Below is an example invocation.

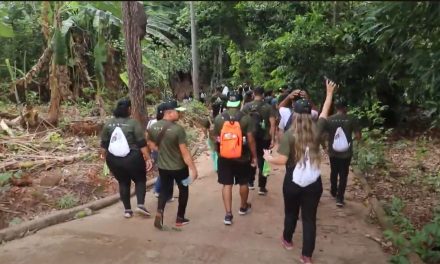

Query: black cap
[293,99,312,114]
[226,91,242,108]
[157,100,186,114]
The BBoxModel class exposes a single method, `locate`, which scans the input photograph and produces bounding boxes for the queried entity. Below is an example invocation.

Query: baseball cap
[226,91,242,108]
[293,98,312,114]
[157,100,186,114]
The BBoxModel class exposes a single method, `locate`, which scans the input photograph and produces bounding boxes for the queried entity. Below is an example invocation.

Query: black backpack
[246,101,266,139]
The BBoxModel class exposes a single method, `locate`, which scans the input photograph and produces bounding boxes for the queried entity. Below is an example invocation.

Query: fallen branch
[0,153,88,171]
[0,119,15,137]
[0,112,19,120]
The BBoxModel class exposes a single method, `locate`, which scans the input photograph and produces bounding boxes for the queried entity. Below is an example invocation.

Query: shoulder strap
[157,122,173,147]
[221,112,230,121]
[222,111,243,122]
[285,113,293,130]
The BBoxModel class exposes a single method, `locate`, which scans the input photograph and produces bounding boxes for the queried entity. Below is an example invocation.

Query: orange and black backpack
[219,111,244,159]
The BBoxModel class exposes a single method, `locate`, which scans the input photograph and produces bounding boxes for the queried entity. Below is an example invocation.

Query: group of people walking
[100,78,361,264]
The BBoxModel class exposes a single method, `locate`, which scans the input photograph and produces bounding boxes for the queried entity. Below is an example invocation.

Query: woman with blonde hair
[263,79,336,264]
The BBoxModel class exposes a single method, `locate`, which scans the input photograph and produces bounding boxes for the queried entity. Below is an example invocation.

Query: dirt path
[0,152,388,264]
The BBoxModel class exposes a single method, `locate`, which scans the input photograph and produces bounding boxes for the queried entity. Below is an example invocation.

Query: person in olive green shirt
[324,98,361,207]
[147,100,198,229]
[263,80,337,264]
[242,86,277,195]
[100,98,153,218]
[213,91,257,225]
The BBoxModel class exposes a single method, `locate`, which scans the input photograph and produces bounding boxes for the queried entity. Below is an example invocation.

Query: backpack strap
[222,111,244,123]
[156,122,173,147]
[285,113,294,131]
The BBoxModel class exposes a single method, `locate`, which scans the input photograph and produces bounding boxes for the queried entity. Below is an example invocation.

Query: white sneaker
[154,192,159,198]
[135,206,151,216]
[124,210,133,218]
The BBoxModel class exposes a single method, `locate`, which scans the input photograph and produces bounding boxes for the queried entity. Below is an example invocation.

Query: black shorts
[217,157,252,185]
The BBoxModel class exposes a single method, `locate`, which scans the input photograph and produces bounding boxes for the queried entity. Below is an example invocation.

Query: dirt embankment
[0,102,210,230]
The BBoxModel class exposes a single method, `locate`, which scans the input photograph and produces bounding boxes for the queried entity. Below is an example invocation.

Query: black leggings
[283,169,323,257]
[329,157,351,201]
[157,167,189,218]
[106,150,146,210]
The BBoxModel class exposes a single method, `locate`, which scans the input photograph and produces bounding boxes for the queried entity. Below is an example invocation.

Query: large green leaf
[142,55,167,81]
[0,21,14,38]
[89,1,122,20]
[120,71,128,86]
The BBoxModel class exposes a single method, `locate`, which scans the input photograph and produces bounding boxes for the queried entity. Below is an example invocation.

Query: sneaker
[249,182,255,190]
[281,237,294,250]
[167,197,175,203]
[154,192,159,198]
[124,210,133,218]
[300,255,313,264]
[336,199,345,208]
[224,213,233,225]
[239,203,252,215]
[154,213,163,230]
[176,216,190,227]
[258,187,268,196]
[135,206,151,216]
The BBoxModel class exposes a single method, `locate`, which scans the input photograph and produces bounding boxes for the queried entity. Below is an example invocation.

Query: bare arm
[279,89,300,108]
[319,80,337,119]
[269,116,276,148]
[263,150,288,166]
[355,131,362,141]
[179,143,198,180]
[247,132,258,166]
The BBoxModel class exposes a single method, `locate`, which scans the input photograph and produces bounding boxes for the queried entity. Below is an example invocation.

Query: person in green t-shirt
[263,80,337,264]
[324,98,361,207]
[242,86,277,195]
[213,91,257,226]
[100,98,153,219]
[147,100,198,229]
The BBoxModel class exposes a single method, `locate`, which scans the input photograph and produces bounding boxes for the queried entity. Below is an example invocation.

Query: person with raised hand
[263,79,337,264]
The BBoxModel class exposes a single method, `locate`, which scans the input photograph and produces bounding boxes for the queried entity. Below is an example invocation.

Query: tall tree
[122,1,148,125]
[190,1,199,99]
[47,1,70,125]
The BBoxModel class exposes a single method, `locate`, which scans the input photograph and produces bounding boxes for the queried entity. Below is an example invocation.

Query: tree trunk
[190,1,200,100]
[122,1,148,126]
[218,44,223,84]
[47,2,70,125]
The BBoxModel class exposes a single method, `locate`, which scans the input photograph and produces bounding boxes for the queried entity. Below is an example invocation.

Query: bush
[384,197,440,264]
[350,100,391,172]
[57,194,79,209]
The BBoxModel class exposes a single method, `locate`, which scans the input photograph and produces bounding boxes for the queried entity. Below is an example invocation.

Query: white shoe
[154,192,159,198]
[124,210,133,218]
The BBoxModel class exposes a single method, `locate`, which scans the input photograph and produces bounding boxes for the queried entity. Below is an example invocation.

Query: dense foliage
[0,1,439,262]
[1,2,439,128]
